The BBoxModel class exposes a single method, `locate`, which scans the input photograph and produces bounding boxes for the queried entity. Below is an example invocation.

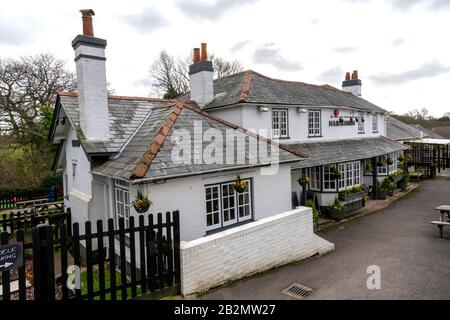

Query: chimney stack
[72,9,110,142]
[342,69,362,97]
[189,43,214,108]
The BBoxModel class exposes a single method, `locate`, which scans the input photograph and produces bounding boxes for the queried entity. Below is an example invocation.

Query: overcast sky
[1,0,450,116]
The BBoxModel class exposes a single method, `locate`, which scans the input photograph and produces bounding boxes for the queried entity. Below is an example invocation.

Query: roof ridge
[58,91,178,103]
[239,70,253,102]
[182,102,308,159]
[247,70,337,90]
[130,102,183,179]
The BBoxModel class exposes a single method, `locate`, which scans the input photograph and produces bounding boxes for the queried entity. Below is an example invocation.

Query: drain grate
[282,283,313,299]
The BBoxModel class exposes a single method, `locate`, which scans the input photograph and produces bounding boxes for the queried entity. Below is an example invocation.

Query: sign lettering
[0,242,24,272]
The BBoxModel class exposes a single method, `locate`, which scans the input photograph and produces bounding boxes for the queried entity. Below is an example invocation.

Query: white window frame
[358,112,365,134]
[338,161,362,191]
[372,113,378,133]
[323,165,336,191]
[308,110,321,137]
[272,108,289,138]
[114,179,130,228]
[205,179,253,232]
[310,167,321,191]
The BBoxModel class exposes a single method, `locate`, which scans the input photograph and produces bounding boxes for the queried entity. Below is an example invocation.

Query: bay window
[323,165,336,191]
[338,161,362,190]
[205,179,253,232]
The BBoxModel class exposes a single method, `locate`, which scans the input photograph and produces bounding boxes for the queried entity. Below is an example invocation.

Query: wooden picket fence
[0,210,180,300]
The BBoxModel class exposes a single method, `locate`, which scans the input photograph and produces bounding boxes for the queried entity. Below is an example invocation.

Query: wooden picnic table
[431,205,450,238]
[34,200,64,212]
[16,198,48,209]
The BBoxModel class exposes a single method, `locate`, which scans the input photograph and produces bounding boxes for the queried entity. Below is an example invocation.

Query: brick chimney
[189,43,214,108]
[342,70,362,97]
[72,9,110,142]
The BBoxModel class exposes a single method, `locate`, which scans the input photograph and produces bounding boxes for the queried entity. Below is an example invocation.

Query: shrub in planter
[397,173,410,190]
[379,177,394,198]
[328,197,346,221]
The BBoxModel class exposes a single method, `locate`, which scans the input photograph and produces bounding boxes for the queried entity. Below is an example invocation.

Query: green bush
[305,199,319,225]
[330,197,345,212]
[40,171,63,189]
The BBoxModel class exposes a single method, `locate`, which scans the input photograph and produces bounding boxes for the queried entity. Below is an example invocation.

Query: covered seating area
[405,139,450,178]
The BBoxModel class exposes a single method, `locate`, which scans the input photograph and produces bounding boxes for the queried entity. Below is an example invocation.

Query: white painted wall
[180,207,335,295]
[190,69,214,108]
[64,124,93,232]
[135,164,293,242]
[210,104,386,143]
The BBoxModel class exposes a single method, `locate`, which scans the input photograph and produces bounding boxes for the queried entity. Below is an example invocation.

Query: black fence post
[173,210,181,286]
[32,224,55,301]
[372,157,378,200]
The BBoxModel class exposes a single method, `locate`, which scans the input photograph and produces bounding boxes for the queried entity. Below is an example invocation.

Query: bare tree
[406,108,433,121]
[149,51,244,99]
[0,53,76,143]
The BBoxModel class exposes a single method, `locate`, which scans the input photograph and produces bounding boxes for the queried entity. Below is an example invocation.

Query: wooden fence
[0,210,180,300]
[0,188,63,210]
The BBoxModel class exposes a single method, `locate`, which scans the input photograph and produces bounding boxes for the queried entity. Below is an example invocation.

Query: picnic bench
[431,205,450,238]
[16,198,48,209]
[34,200,64,212]
[409,166,425,181]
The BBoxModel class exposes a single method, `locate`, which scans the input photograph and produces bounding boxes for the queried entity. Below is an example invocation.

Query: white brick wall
[180,207,335,295]
[190,70,214,108]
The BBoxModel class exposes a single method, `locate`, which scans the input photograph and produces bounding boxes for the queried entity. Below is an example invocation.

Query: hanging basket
[386,158,394,165]
[233,175,247,193]
[297,175,310,186]
[132,190,152,213]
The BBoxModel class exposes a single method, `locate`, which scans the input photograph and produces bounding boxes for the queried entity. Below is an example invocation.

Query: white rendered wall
[180,207,335,295]
[137,164,293,242]
[210,104,386,143]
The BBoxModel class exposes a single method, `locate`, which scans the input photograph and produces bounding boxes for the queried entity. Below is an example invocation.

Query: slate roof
[430,126,450,139]
[290,136,408,169]
[386,117,422,141]
[181,70,387,113]
[411,124,444,139]
[57,93,176,154]
[93,102,307,181]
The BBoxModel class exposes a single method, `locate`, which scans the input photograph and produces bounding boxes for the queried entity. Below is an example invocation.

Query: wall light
[258,106,269,112]
[297,107,307,113]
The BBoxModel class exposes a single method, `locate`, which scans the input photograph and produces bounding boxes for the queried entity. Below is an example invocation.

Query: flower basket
[297,175,309,186]
[386,158,394,165]
[233,175,247,193]
[132,190,152,213]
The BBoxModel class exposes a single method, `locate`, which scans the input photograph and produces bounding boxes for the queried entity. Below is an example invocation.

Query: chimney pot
[200,43,208,61]
[193,48,200,63]
[80,9,95,37]
[352,70,358,80]
[345,72,351,81]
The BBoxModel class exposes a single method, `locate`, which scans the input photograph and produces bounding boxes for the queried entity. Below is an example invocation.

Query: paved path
[198,178,450,300]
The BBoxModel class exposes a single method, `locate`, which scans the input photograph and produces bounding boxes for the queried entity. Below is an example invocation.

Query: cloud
[369,60,450,86]
[317,66,345,84]
[133,78,154,87]
[0,19,35,46]
[174,0,260,20]
[333,46,358,53]
[231,40,252,53]
[391,38,405,47]
[121,7,170,33]
[252,43,303,71]
[309,18,320,26]
[342,0,450,11]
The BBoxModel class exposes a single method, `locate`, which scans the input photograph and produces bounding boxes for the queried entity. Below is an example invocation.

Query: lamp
[258,106,269,112]
[297,107,307,113]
